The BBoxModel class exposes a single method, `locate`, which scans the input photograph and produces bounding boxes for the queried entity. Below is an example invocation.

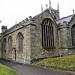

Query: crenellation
[22,20,25,23]
[19,22,22,25]
[29,16,32,21]
[25,18,29,22]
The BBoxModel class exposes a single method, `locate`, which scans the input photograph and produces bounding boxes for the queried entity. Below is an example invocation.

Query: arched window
[17,32,24,52]
[3,38,6,52]
[8,36,12,52]
[42,18,54,50]
[71,25,75,46]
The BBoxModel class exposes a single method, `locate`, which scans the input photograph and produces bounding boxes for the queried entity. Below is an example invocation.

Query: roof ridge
[57,15,73,21]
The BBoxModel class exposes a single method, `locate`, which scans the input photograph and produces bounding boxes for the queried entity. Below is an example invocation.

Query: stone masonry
[0,7,75,64]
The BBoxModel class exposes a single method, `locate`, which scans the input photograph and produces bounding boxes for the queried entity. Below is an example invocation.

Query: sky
[0,0,75,32]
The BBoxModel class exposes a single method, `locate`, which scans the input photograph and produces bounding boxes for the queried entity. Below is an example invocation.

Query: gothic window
[42,18,54,50]
[8,36,12,52]
[17,32,24,52]
[3,38,6,52]
[71,25,75,46]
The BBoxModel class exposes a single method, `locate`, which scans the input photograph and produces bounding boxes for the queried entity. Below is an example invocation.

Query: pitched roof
[32,13,41,20]
[2,9,55,34]
[56,15,73,25]
[32,9,50,20]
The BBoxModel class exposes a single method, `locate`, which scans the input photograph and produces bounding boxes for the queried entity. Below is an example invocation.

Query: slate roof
[56,15,73,25]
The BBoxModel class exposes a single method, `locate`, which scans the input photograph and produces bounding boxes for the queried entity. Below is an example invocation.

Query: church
[0,1,75,64]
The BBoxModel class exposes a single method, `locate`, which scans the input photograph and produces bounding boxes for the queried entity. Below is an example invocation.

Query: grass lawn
[36,55,75,71]
[0,63,18,75]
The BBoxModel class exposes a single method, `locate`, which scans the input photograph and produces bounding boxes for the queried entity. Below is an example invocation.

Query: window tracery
[42,18,54,50]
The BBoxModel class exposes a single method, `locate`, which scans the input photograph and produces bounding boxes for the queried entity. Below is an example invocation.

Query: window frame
[8,36,12,52]
[41,18,55,51]
[17,32,24,53]
[71,24,75,46]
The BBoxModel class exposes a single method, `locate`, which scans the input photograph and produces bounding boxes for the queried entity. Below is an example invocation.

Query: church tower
[49,0,60,20]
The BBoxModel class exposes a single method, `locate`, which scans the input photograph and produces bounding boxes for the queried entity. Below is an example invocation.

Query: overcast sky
[0,0,75,32]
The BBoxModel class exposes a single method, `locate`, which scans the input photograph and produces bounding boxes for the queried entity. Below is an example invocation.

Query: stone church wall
[59,20,75,56]
[30,12,59,61]
[1,26,31,64]
[25,25,31,64]
[1,9,75,64]
[30,24,59,61]
[59,22,69,56]
[68,48,75,55]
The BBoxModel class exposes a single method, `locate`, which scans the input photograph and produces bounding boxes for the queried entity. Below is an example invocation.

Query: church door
[12,48,16,61]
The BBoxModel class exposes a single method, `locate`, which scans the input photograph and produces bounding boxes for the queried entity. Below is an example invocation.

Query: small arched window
[8,36,12,52]
[17,32,24,52]
[3,38,6,52]
[71,25,75,46]
[42,18,54,50]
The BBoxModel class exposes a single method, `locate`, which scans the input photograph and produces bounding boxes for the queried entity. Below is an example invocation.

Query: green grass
[37,55,75,71]
[0,63,18,75]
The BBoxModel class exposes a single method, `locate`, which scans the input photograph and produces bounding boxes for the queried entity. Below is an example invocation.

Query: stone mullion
[44,22,46,48]
[49,22,51,49]
[45,25,47,48]
[42,25,43,47]
[46,25,48,47]
[52,27,54,47]
[44,25,46,47]
[51,26,53,49]
[47,21,50,48]
[52,27,54,49]
[49,25,50,48]
[51,24,52,49]
[48,25,49,48]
